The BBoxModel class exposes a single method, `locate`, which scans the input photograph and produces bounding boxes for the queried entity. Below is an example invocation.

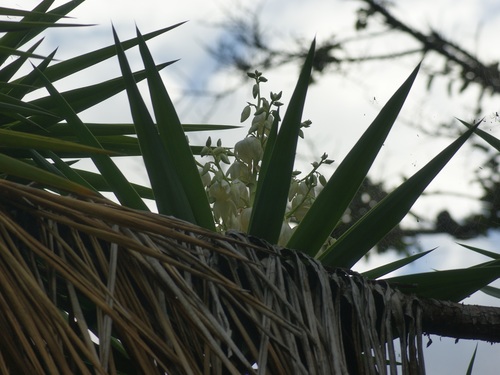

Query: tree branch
[361,0,500,95]
[418,296,500,342]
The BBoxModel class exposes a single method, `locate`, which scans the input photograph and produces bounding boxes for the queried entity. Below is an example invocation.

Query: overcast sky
[6,1,500,372]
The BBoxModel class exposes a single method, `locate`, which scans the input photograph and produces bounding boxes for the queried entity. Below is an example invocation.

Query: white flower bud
[264,114,274,130]
[278,222,295,246]
[234,136,263,166]
[254,107,266,116]
[213,199,237,222]
[212,146,225,156]
[252,83,259,98]
[198,166,211,186]
[261,98,270,111]
[298,181,309,196]
[291,194,311,222]
[209,179,231,201]
[240,105,251,122]
[200,146,210,156]
[226,214,241,231]
[220,153,231,165]
[319,174,327,186]
[288,180,299,201]
[228,160,252,184]
[239,207,252,231]
[200,163,210,176]
[248,122,260,134]
[230,179,249,206]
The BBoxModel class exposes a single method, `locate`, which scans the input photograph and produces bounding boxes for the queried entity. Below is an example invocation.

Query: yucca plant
[0,1,499,374]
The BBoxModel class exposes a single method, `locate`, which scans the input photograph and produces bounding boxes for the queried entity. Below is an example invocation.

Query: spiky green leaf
[33,65,148,210]
[288,64,421,255]
[248,39,315,243]
[384,265,500,302]
[136,27,214,229]
[0,153,96,196]
[320,120,480,268]
[112,26,194,220]
[362,248,436,279]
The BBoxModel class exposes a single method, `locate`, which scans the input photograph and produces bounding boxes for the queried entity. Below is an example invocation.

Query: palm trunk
[0,180,496,374]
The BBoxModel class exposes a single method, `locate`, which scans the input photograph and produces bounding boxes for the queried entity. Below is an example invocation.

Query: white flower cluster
[198,71,333,246]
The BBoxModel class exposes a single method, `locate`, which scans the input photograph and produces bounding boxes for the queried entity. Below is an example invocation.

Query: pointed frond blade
[384,266,500,302]
[32,65,149,211]
[0,38,44,86]
[458,118,500,152]
[320,120,480,268]
[0,46,48,60]
[112,26,194,220]
[0,129,116,155]
[248,39,316,244]
[0,20,91,32]
[136,27,214,230]
[288,64,421,255]
[40,22,186,85]
[23,62,174,130]
[0,153,96,196]
[72,168,154,199]
[458,243,500,260]
[362,248,436,279]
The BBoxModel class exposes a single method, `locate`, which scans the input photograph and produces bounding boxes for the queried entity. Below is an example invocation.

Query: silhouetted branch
[361,0,500,96]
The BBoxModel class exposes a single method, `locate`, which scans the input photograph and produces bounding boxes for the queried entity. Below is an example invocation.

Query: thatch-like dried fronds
[0,180,424,374]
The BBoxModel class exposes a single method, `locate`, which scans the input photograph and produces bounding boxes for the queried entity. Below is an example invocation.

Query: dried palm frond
[0,180,424,375]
